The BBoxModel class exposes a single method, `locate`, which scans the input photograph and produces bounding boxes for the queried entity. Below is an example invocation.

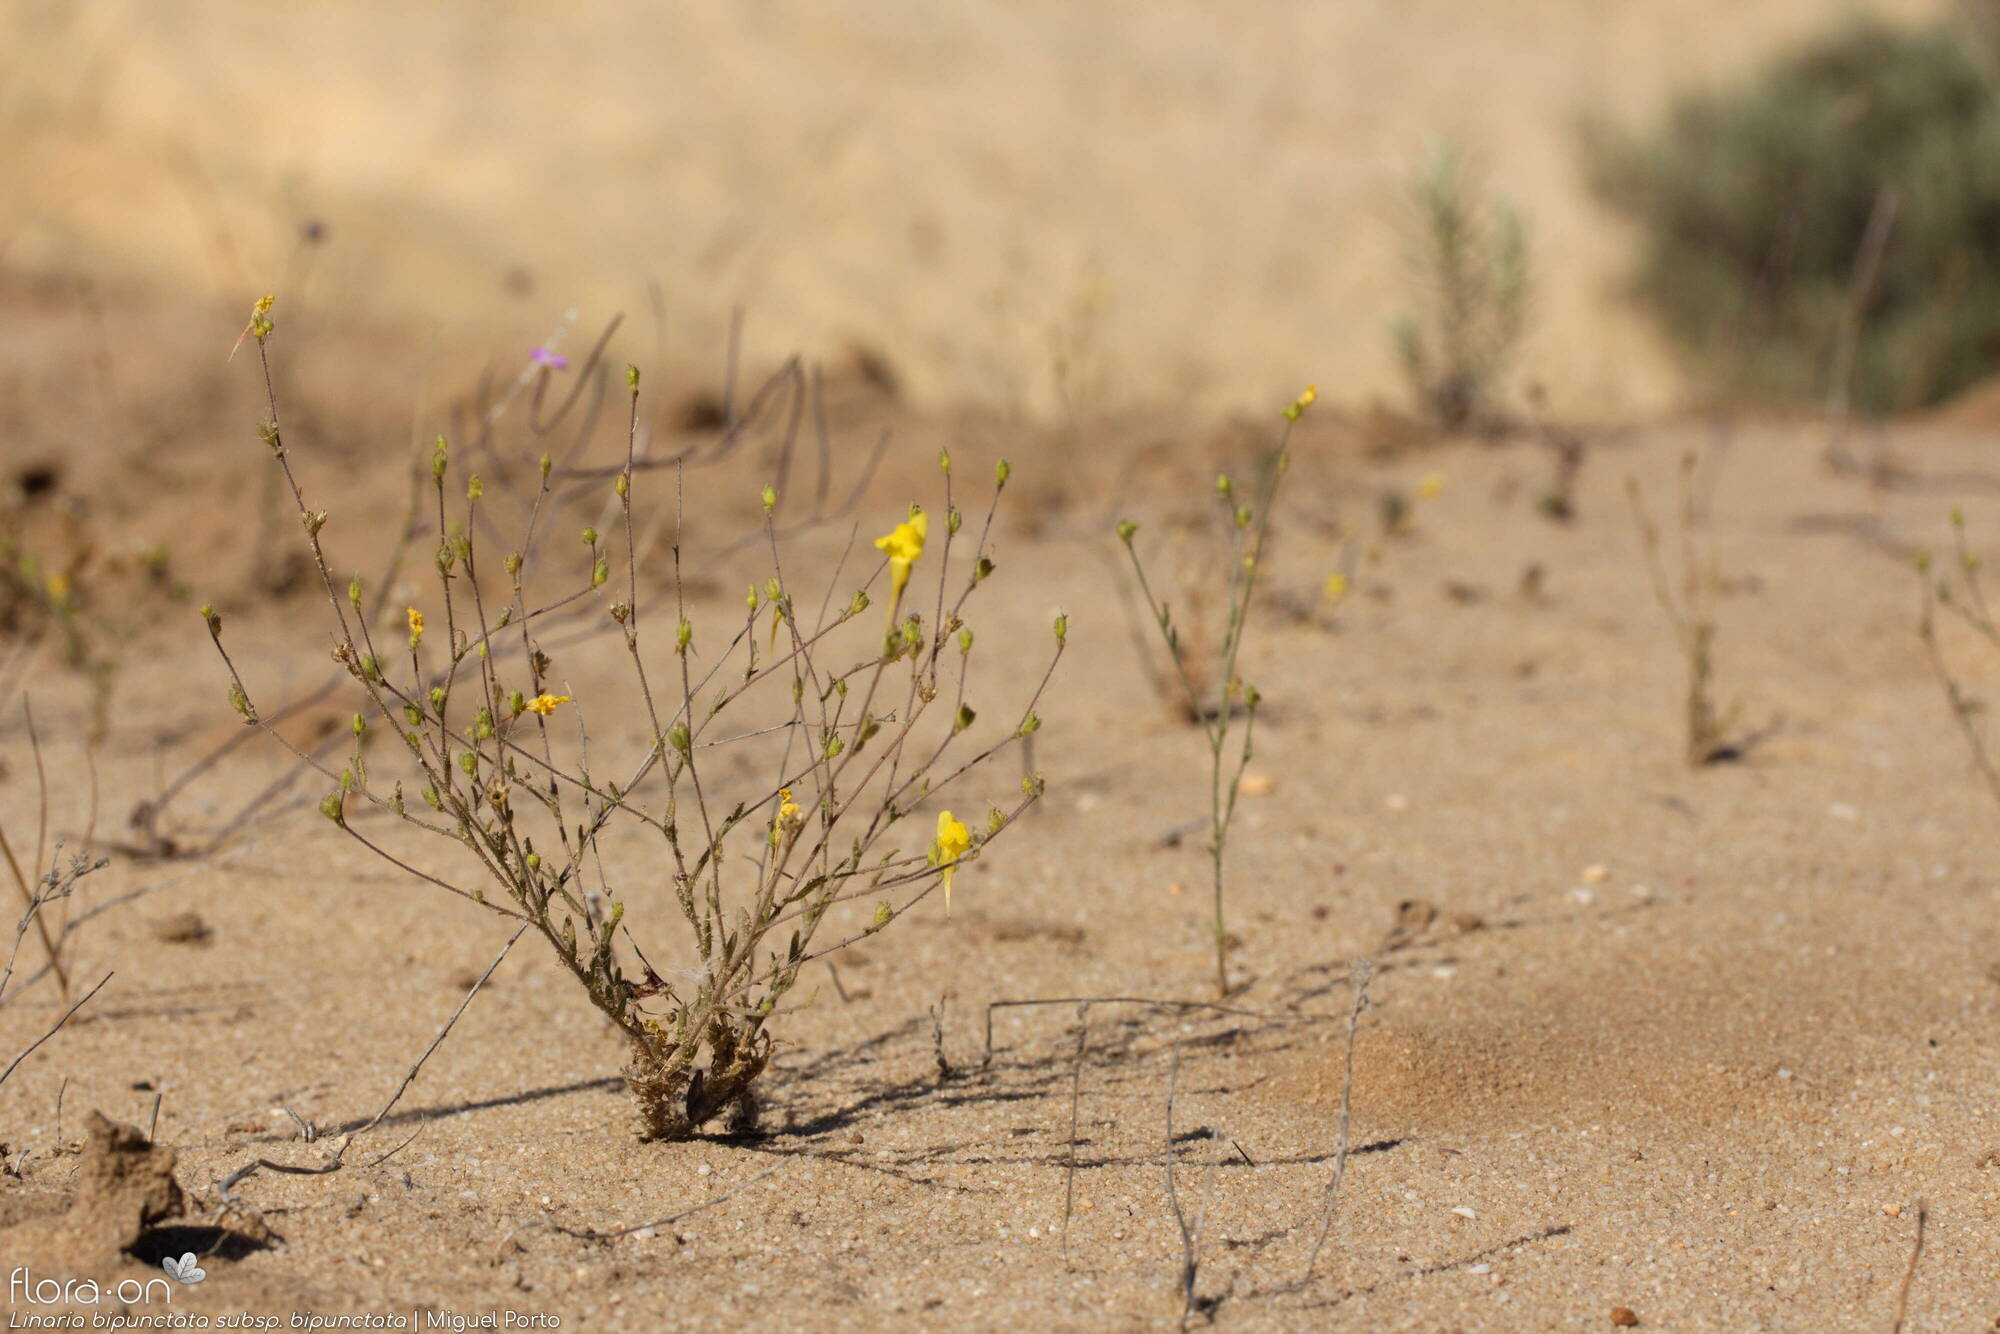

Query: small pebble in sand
[1882,1203,1902,1217]
[697,1163,713,1176]
[1609,1308,1640,1327]
[1239,773,1277,797]
[1451,1206,1477,1220]
[1466,1263,1491,1274]
[1581,864,1609,884]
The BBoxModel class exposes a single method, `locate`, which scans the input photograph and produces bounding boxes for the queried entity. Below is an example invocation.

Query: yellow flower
[1322,571,1349,603]
[932,809,972,915]
[874,511,929,598]
[407,607,424,647]
[524,693,571,717]
[1417,472,1445,500]
[1284,384,1318,421]
[45,572,70,600]
[771,787,804,845]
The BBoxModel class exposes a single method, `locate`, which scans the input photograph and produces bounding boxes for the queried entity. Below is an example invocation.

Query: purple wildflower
[530,346,570,371]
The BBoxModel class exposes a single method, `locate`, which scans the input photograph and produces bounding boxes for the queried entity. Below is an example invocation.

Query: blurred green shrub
[1587,17,2000,413]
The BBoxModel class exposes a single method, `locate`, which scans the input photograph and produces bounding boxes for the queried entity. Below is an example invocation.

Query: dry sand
[7,2,2000,1330]
[5,392,2000,1329]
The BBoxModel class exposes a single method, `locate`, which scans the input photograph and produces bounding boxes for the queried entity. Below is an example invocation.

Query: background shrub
[1587,16,2000,413]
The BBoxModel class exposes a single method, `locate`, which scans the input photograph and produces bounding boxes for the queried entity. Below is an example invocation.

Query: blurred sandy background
[0,0,1945,422]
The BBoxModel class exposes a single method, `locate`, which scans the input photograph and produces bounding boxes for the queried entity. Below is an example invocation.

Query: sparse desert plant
[1116,386,1313,997]
[1586,15,2000,412]
[1627,446,1742,766]
[1389,142,1531,430]
[1918,509,2000,807]
[206,299,1062,1140]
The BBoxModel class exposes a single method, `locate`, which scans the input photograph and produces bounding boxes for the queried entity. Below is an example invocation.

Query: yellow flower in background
[407,607,424,647]
[524,693,571,717]
[874,511,929,597]
[932,809,972,915]
[1417,472,1445,500]
[1285,384,1318,421]
[45,572,70,601]
[1322,571,1349,603]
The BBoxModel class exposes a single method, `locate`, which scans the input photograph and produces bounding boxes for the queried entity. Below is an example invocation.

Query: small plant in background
[207,299,1063,1140]
[1389,141,1532,431]
[1117,386,1313,997]
[1586,15,2000,412]
[1918,509,2000,807]
[1627,446,1741,767]
[1525,383,1586,524]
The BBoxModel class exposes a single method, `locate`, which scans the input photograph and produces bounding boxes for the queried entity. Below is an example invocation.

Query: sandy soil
[5,370,2000,1329]
[8,3,2000,1330]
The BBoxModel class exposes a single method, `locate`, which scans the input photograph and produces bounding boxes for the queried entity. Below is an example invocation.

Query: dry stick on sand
[1060,1001,1091,1270]
[0,701,70,998]
[1299,959,1373,1288]
[981,995,1332,1068]
[1163,1044,1198,1327]
[217,924,527,1202]
[524,1163,784,1246]
[1161,1043,1229,1331]
[1888,1199,1927,1334]
[0,971,112,1093]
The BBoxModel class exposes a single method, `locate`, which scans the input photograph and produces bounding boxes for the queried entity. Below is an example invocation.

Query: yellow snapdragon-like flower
[874,511,929,598]
[932,809,972,915]
[771,787,804,845]
[407,607,424,647]
[524,693,571,717]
